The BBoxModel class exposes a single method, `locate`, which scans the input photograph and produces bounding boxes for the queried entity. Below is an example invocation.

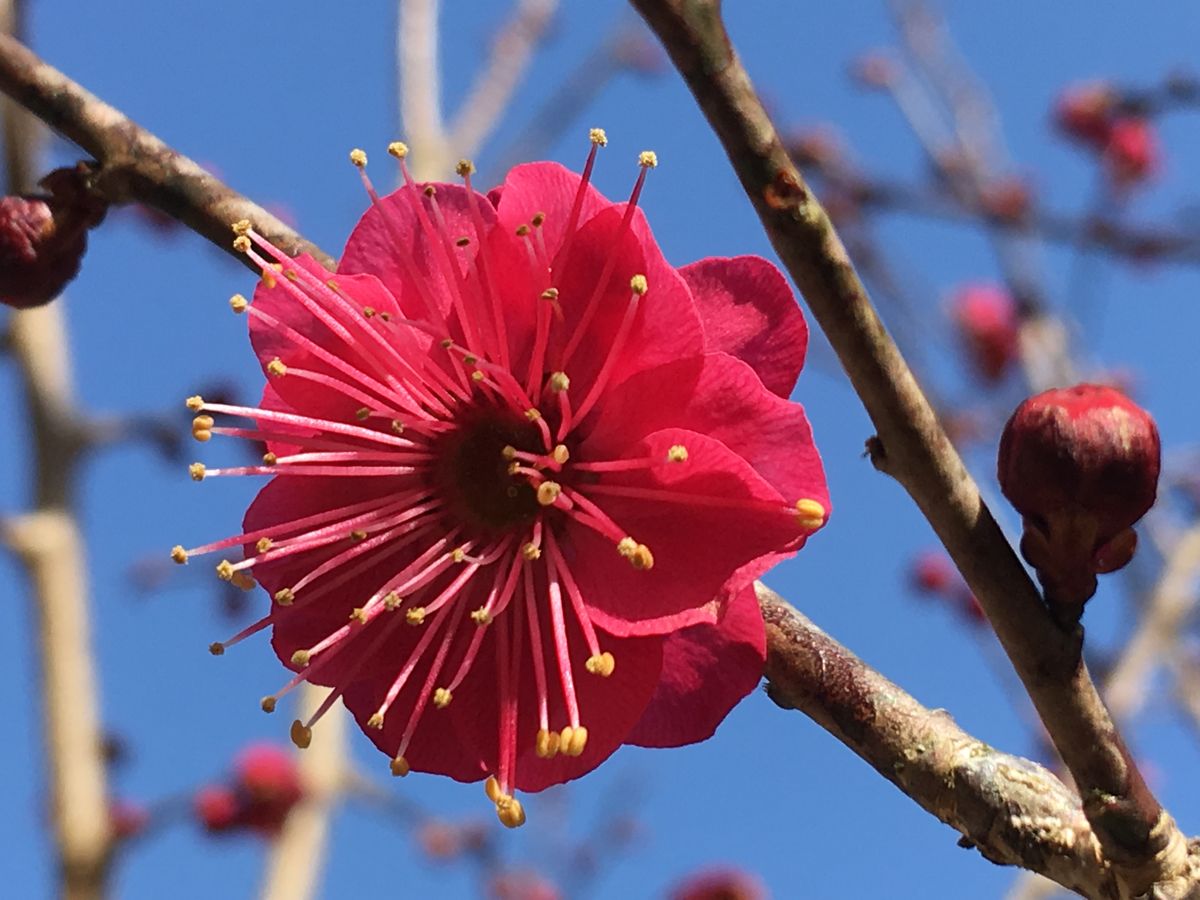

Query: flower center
[432,405,541,533]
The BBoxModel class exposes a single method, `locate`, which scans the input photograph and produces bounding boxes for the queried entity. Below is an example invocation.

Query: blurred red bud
[1104,117,1160,187]
[0,165,107,309]
[998,384,1160,621]
[110,799,150,841]
[951,283,1019,383]
[1053,83,1116,147]
[670,867,767,900]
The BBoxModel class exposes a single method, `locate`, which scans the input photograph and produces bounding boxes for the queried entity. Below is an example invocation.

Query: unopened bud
[998,384,1160,623]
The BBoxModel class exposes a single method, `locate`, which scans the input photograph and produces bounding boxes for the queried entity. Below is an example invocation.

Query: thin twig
[446,0,558,159]
[259,684,347,900]
[0,32,330,270]
[629,2,1193,895]
[2,6,111,898]
[757,584,1112,897]
[398,0,449,181]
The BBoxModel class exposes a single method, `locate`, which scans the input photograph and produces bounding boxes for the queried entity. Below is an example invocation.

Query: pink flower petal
[682,255,808,398]
[625,583,765,747]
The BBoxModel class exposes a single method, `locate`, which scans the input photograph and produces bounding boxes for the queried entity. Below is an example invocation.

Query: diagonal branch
[0,32,329,271]
[757,584,1112,897]
[628,1,1193,895]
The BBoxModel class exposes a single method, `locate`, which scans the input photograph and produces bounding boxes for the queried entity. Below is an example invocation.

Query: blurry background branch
[629,0,1195,896]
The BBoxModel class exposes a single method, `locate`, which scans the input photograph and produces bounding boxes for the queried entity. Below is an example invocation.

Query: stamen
[795,498,828,531]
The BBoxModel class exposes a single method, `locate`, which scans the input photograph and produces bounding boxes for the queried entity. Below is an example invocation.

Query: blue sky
[3,2,1200,897]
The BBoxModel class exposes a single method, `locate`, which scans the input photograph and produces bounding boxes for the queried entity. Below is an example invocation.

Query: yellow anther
[521,542,542,561]
[471,607,493,626]
[589,127,608,146]
[629,274,648,295]
[566,726,588,757]
[540,287,559,300]
[551,444,570,464]
[266,358,287,377]
[274,587,295,606]
[390,419,405,434]
[390,755,410,777]
[185,395,204,411]
[424,185,437,197]
[171,545,188,564]
[367,712,385,730]
[349,607,368,624]
[229,294,248,313]
[433,687,453,708]
[215,560,234,581]
[362,306,376,318]
[355,407,371,421]
[506,461,521,475]
[405,607,427,626]
[585,651,616,677]
[262,452,278,465]
[230,572,256,591]
[439,338,454,349]
[284,269,299,283]
[617,536,637,558]
[515,224,530,237]
[449,236,468,249]
[290,720,312,749]
[548,371,570,392]
[260,696,277,713]
[795,498,827,531]
[192,430,210,443]
[638,150,658,168]
[192,414,215,433]
[525,408,542,421]
[384,592,402,611]
[485,775,503,803]
[531,212,545,227]
[536,481,562,506]
[349,148,368,167]
[231,219,252,236]
[455,159,476,177]
[501,445,518,460]
[496,795,526,829]
[667,444,688,463]
[291,649,311,667]
[350,529,368,542]
[536,728,560,759]
[387,141,409,159]
[256,537,273,554]
[471,370,485,382]
[232,235,251,254]
[630,544,655,571]
[451,547,466,563]
[189,462,207,481]
[208,642,225,656]
[261,270,276,289]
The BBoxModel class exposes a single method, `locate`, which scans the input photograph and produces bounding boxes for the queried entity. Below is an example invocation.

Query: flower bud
[1053,82,1116,148]
[1104,117,1160,188]
[951,283,1019,383]
[0,165,107,309]
[998,384,1160,622]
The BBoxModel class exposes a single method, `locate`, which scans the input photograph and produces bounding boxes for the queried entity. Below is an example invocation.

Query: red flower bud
[670,867,766,900]
[909,551,955,595]
[1104,117,1159,187]
[195,785,241,833]
[0,165,107,309]
[951,283,1019,383]
[109,799,150,841]
[998,384,1160,622]
[1053,83,1116,148]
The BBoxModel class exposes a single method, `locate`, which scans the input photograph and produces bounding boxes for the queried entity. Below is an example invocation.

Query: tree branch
[629,1,1192,894]
[398,0,449,181]
[0,32,330,271]
[757,584,1113,897]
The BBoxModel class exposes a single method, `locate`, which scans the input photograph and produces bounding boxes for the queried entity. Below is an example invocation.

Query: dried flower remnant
[178,132,829,825]
[998,384,1160,624]
[193,743,305,837]
[0,165,107,309]
[951,283,1019,383]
